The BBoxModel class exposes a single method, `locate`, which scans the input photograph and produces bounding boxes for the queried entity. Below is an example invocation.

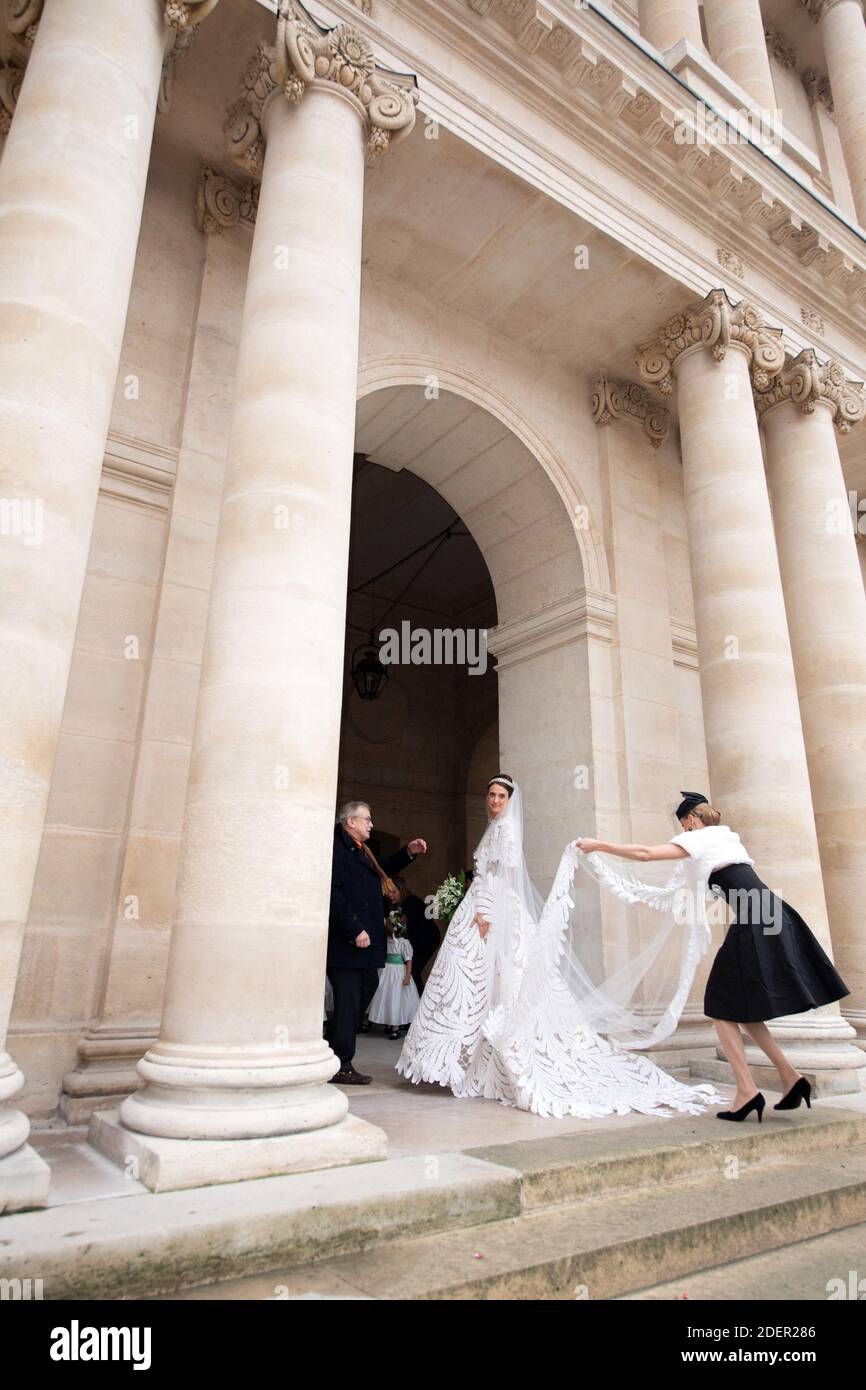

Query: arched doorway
[339,379,599,898]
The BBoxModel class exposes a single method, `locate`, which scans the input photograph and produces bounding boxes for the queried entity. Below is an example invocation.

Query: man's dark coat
[328,825,414,970]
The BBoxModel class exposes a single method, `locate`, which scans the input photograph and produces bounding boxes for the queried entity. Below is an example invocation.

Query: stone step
[465,1106,866,1210]
[0,1151,521,1301]
[186,1142,866,1300]
[5,1108,863,1299]
[617,1222,866,1301]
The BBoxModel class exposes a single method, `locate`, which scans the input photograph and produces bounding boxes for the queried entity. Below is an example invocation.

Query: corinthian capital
[161,1,222,112]
[635,290,786,396]
[2,0,43,63]
[591,375,670,449]
[194,163,259,235]
[225,3,417,175]
[754,349,866,432]
[801,0,855,19]
[164,0,221,29]
[0,58,23,135]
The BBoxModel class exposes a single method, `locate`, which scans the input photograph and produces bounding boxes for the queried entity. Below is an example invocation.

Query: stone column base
[88,1109,388,1194]
[690,1055,866,1097]
[687,1010,866,1095]
[844,1010,866,1052]
[60,1031,152,1126]
[0,1145,52,1214]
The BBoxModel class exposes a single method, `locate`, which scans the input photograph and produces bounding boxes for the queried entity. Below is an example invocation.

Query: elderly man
[327,801,427,1084]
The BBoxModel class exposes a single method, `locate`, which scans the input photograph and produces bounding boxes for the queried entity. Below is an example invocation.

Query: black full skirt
[703,863,849,1023]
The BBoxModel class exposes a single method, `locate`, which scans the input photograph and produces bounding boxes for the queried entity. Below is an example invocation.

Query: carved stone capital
[0,57,23,134]
[160,1,222,114]
[801,0,854,20]
[194,163,259,235]
[764,25,797,70]
[802,68,834,114]
[755,349,866,432]
[635,290,786,397]
[163,0,221,30]
[1,0,42,68]
[591,374,670,449]
[225,3,417,175]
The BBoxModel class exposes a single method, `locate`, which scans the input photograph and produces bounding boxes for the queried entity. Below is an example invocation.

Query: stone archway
[355,368,610,890]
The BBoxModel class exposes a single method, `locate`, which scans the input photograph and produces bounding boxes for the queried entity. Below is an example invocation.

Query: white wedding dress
[397,788,724,1119]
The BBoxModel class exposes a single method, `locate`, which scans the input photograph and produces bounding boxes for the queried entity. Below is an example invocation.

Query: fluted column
[757,352,866,1046]
[91,13,417,1189]
[804,0,866,227]
[0,0,213,1211]
[637,0,704,53]
[703,0,777,111]
[637,291,863,1089]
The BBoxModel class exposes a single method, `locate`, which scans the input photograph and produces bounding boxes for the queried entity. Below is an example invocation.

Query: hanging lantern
[350,639,389,701]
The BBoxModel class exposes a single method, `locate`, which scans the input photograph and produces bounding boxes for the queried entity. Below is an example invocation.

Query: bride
[397,774,724,1119]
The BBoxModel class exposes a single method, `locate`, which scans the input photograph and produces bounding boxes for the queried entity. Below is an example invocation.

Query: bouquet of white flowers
[430,870,468,926]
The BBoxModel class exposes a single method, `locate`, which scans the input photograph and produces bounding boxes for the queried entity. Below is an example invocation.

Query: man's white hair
[338,799,371,825]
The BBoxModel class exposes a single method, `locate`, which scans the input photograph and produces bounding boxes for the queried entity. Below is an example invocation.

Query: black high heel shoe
[774,1076,812,1111]
[716,1092,765,1123]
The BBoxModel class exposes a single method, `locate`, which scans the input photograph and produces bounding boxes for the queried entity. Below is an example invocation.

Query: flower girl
[368,911,420,1040]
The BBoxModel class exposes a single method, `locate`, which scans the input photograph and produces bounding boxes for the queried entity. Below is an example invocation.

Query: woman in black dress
[575,792,849,1122]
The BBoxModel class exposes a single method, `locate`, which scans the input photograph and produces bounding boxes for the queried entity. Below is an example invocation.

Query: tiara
[487,775,514,790]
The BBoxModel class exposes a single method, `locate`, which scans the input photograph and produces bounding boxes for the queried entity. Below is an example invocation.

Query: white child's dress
[368,934,420,1027]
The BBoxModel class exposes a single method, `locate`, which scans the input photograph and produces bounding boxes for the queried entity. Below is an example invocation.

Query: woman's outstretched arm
[574,837,689,863]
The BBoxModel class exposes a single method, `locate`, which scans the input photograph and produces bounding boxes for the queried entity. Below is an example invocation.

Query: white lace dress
[397,818,723,1119]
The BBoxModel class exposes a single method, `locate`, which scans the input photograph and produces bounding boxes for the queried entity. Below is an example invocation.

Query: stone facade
[1,0,865,1204]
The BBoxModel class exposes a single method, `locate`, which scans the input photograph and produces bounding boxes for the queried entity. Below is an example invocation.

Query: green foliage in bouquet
[431,870,468,926]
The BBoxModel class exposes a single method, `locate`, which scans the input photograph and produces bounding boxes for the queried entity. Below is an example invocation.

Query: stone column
[60,167,253,1125]
[702,0,777,111]
[0,0,213,1212]
[637,291,864,1091]
[804,0,866,228]
[757,352,866,1049]
[591,378,717,1064]
[637,0,704,53]
[91,14,417,1191]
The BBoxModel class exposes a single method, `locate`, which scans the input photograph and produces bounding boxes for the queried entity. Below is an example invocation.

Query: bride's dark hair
[487,772,515,798]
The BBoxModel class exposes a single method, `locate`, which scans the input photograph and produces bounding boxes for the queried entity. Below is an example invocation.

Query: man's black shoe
[330,1066,372,1085]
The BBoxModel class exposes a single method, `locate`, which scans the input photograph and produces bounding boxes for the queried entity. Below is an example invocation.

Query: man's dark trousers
[327,966,380,1069]
[327,823,414,1071]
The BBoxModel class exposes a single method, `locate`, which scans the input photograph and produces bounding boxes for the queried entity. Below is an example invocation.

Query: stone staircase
[4,1106,865,1300]
[174,1106,866,1301]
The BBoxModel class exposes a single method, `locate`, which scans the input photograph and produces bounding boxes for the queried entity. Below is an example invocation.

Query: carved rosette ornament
[225,5,417,174]
[591,374,670,449]
[635,291,786,397]
[194,163,259,235]
[754,350,866,433]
